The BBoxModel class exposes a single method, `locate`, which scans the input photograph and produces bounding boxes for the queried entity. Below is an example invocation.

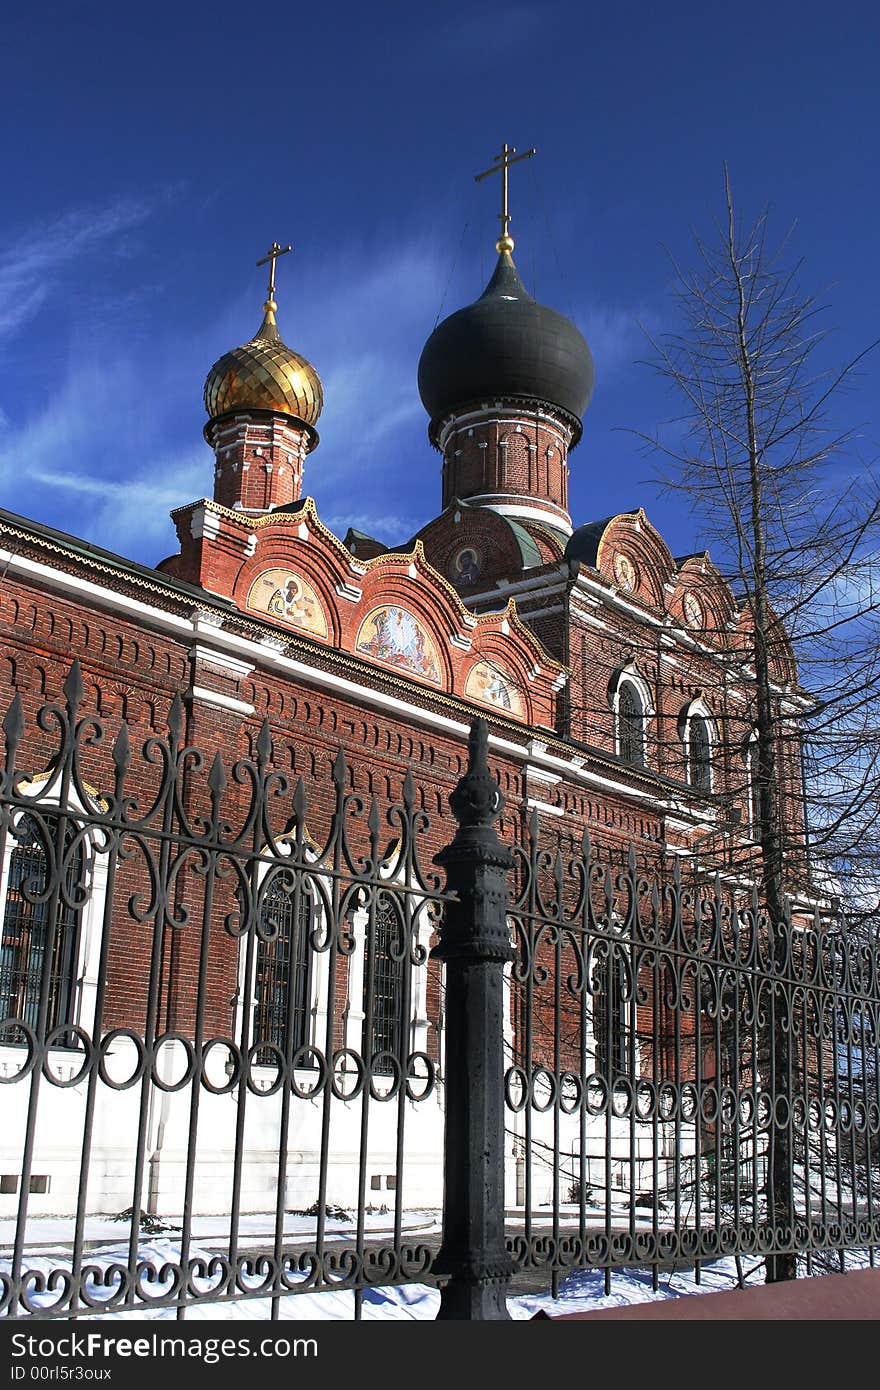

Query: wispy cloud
[0,209,652,565]
[0,198,156,339]
[577,302,652,380]
[323,511,423,545]
[430,3,556,56]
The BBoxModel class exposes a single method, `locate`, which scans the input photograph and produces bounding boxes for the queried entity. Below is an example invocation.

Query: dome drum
[203,406,319,457]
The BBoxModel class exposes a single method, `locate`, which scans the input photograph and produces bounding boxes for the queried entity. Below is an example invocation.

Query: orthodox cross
[256,241,292,302]
[474,143,536,251]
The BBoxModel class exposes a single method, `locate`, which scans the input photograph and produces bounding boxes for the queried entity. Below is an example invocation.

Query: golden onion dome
[203,299,323,427]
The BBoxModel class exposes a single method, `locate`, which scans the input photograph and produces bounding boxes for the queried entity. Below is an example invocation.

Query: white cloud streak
[0,199,155,339]
[0,209,649,564]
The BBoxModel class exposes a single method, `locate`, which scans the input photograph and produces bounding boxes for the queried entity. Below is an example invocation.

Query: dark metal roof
[417,251,594,438]
[564,516,620,567]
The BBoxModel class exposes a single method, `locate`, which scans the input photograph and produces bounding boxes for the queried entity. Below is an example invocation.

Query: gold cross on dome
[474,142,536,253]
[256,241,292,302]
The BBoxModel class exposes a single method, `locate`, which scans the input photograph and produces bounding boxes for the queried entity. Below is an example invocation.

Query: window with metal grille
[365,892,405,1075]
[253,874,313,1063]
[593,948,629,1081]
[688,716,712,792]
[0,814,84,1045]
[617,683,645,767]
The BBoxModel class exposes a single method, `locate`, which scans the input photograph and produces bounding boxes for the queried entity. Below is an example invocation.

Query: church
[0,150,809,1218]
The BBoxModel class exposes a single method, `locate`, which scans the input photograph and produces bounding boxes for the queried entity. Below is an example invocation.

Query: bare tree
[640,168,880,1278]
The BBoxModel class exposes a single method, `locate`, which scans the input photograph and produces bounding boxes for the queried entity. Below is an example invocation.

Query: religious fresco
[450,544,483,586]
[683,591,704,630]
[613,552,637,593]
[247,569,329,638]
[355,606,442,684]
[465,659,524,716]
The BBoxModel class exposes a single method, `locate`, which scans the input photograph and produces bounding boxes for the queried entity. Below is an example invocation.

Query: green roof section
[504,516,544,569]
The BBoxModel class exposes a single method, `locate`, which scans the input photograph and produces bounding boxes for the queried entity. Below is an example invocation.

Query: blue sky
[0,0,877,566]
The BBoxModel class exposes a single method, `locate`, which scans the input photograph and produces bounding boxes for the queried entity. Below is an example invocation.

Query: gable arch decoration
[465,659,524,717]
[355,606,443,686]
[247,569,329,639]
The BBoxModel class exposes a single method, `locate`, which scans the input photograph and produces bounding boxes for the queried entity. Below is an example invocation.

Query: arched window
[688,715,712,792]
[252,873,314,1063]
[745,735,762,835]
[617,683,645,768]
[0,814,85,1045]
[364,891,406,1075]
[593,947,630,1081]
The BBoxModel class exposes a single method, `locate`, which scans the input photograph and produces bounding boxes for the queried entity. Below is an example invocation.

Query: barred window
[365,892,405,1075]
[593,949,629,1080]
[688,716,712,792]
[0,814,84,1045]
[253,874,314,1063]
[617,683,645,768]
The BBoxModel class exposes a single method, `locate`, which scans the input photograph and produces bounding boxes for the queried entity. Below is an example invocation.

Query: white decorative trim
[449,634,472,652]
[475,568,569,600]
[189,508,221,542]
[465,499,573,535]
[193,645,255,679]
[244,534,258,558]
[568,604,609,632]
[335,581,363,603]
[192,685,255,716]
[524,764,562,786]
[0,549,194,636]
[526,798,564,818]
[191,609,225,632]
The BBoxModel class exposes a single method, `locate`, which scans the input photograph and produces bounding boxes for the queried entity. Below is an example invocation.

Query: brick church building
[0,186,810,1217]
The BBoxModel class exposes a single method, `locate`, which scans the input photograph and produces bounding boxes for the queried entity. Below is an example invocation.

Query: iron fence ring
[585,1072,609,1116]
[504,1065,529,1113]
[97,1028,147,1089]
[199,1036,241,1094]
[0,1019,37,1083]
[330,1047,366,1101]
[245,1041,285,1095]
[368,1053,402,1100]
[150,1032,197,1092]
[528,1065,557,1112]
[42,1024,94,1087]
[404,1050,436,1102]
[290,1045,327,1098]
[558,1070,583,1114]
[611,1075,634,1118]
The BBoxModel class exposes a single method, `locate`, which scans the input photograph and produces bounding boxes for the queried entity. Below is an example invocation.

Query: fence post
[431,717,516,1320]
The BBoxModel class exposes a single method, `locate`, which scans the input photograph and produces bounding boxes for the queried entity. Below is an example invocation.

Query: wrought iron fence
[505,817,880,1297]
[0,664,447,1319]
[0,664,878,1320]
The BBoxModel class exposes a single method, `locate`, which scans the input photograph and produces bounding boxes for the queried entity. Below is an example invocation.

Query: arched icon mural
[465,659,523,716]
[355,606,442,684]
[247,569,329,638]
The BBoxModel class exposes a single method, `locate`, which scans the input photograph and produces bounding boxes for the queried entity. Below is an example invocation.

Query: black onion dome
[418,251,594,442]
